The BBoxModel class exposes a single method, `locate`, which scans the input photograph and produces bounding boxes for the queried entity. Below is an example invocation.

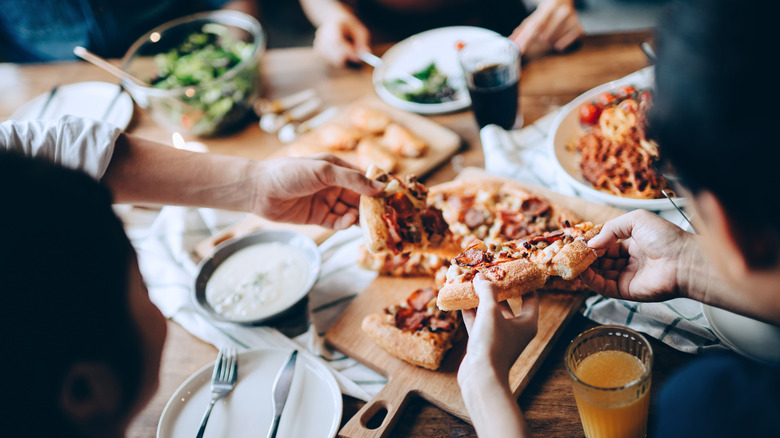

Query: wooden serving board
[194,96,462,260]
[326,167,627,438]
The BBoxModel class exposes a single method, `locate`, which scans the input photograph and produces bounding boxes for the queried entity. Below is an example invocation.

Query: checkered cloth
[479,70,728,354]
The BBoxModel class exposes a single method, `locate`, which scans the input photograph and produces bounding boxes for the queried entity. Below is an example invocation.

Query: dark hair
[0,151,143,436]
[650,0,780,233]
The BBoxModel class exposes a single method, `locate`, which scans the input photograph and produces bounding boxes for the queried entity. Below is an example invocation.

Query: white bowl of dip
[193,229,321,325]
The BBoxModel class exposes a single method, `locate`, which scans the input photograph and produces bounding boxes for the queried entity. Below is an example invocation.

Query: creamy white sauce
[206,243,311,321]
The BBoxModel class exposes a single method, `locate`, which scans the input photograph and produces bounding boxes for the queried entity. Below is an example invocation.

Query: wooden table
[0,29,698,437]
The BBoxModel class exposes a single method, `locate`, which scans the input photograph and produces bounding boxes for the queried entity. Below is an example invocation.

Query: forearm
[300,0,353,26]
[102,133,261,212]
[221,0,261,20]
[459,369,529,437]
[678,236,780,325]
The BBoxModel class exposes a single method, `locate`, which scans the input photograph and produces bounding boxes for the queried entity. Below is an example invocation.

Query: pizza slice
[437,222,604,311]
[356,244,450,277]
[361,286,461,370]
[359,165,454,255]
[427,180,581,248]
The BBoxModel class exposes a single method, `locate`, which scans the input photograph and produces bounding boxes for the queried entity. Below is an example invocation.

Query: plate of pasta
[548,67,685,211]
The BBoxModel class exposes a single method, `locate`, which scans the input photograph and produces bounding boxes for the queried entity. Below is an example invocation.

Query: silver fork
[196,347,238,438]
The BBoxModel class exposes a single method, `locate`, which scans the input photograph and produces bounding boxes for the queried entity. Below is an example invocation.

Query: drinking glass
[565,325,654,438]
[458,36,521,130]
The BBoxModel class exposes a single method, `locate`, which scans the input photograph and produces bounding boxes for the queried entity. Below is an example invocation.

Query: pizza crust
[437,259,547,311]
[361,314,449,370]
[359,193,391,253]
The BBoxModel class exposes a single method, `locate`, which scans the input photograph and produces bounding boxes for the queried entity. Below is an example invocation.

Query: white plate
[157,348,342,438]
[373,26,501,115]
[702,304,780,364]
[547,66,685,211]
[10,81,134,130]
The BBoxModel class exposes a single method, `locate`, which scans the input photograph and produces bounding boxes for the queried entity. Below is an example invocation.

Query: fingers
[473,272,499,309]
[516,291,539,321]
[316,161,385,195]
[580,267,620,297]
[461,309,476,334]
[588,210,644,249]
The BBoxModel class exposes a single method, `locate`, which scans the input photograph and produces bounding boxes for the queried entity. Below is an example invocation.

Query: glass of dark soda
[458,37,521,130]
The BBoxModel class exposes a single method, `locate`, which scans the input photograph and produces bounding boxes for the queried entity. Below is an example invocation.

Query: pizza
[359,165,454,255]
[427,180,581,249]
[356,244,449,278]
[437,222,604,311]
[361,286,461,370]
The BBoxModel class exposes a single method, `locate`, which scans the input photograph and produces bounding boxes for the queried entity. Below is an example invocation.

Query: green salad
[384,62,457,104]
[148,23,259,136]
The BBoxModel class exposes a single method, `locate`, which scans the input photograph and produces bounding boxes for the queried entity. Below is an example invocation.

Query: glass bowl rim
[119,9,265,99]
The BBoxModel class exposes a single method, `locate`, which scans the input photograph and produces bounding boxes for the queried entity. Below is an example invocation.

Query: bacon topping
[387,192,415,218]
[421,206,449,239]
[464,208,487,228]
[454,246,491,267]
[407,287,436,311]
[521,197,551,216]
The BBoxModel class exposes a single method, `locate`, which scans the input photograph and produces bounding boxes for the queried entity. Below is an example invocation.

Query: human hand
[251,154,383,229]
[581,209,697,303]
[458,273,539,385]
[510,0,583,58]
[313,11,371,67]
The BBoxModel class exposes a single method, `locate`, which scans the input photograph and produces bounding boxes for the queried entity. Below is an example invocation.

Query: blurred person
[0,0,260,63]
[300,0,583,66]
[457,0,780,436]
[0,115,383,437]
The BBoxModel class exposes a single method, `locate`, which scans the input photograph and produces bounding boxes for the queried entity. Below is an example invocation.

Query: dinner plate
[10,81,134,130]
[702,304,780,364]
[547,66,685,211]
[373,26,501,114]
[157,347,342,438]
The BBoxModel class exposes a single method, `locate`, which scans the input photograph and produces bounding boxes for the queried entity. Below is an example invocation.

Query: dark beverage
[467,64,519,129]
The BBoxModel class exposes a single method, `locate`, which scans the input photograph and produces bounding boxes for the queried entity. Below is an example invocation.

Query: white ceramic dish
[157,347,342,438]
[702,304,780,364]
[193,229,321,325]
[547,66,685,211]
[373,26,501,115]
[10,81,134,130]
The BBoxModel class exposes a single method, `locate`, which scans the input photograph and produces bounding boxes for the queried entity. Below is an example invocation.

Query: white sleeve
[0,115,122,180]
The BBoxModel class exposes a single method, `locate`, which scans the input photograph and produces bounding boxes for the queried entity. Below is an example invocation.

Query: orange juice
[572,350,651,438]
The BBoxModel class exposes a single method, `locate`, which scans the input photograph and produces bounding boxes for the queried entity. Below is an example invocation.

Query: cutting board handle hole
[361,403,389,430]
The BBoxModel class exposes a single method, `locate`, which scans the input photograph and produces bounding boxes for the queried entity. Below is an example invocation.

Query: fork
[196,347,238,438]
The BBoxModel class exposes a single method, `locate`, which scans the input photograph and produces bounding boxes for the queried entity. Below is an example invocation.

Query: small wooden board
[325,167,627,437]
[274,95,463,178]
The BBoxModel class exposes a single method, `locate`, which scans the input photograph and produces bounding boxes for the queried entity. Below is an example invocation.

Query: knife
[267,350,297,438]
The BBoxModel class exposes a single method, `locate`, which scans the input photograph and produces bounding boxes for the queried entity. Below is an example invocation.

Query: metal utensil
[640,42,656,64]
[73,46,148,87]
[662,189,696,233]
[357,50,425,89]
[254,88,317,116]
[102,84,125,121]
[36,85,59,119]
[277,106,339,143]
[267,350,298,438]
[260,96,322,133]
[196,347,238,438]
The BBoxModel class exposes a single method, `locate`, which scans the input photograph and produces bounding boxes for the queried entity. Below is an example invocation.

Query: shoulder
[654,353,780,437]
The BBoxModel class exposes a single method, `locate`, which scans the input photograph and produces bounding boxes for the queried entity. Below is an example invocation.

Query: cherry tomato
[619,85,638,97]
[579,103,601,125]
[598,92,617,106]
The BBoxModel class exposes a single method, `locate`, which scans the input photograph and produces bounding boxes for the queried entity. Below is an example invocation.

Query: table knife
[267,350,297,438]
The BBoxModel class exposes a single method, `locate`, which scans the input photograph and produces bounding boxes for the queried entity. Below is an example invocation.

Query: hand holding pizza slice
[359,165,456,255]
[437,222,605,310]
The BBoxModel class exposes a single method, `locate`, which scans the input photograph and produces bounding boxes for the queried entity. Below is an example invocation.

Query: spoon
[357,50,425,89]
[73,46,148,87]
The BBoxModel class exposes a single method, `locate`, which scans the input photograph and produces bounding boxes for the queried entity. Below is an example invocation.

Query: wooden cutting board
[194,96,461,260]
[326,167,627,437]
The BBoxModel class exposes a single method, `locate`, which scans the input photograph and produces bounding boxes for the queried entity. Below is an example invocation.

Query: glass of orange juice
[565,325,653,438]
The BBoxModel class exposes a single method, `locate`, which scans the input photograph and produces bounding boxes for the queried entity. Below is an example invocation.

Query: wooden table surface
[0,29,698,437]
